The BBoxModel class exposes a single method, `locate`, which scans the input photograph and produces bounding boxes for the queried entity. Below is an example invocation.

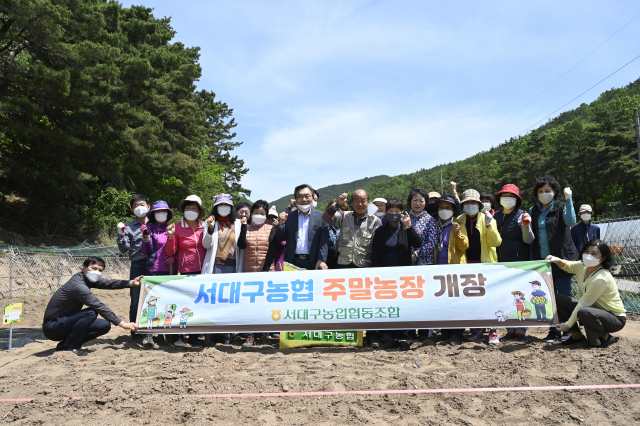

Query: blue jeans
[534,304,547,321]
[129,260,147,336]
[43,309,111,350]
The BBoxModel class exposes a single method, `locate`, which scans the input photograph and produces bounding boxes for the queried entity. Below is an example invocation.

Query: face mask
[426,203,438,214]
[439,209,453,220]
[217,205,231,217]
[312,201,318,208]
[500,197,517,209]
[463,204,479,215]
[134,206,148,217]
[538,192,554,204]
[386,212,402,224]
[581,213,592,221]
[297,203,312,213]
[154,212,168,223]
[86,270,102,283]
[252,214,266,225]
[184,210,199,221]
[482,202,492,212]
[582,253,602,267]
[374,211,385,218]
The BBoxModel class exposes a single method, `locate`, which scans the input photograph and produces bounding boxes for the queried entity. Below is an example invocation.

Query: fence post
[57,255,61,288]
[9,255,13,298]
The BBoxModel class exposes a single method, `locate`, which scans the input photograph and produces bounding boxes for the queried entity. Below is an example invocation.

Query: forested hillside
[364,79,640,217]
[0,0,248,242]
[270,175,390,212]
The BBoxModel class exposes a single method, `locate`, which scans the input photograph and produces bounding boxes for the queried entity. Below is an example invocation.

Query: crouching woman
[547,239,626,348]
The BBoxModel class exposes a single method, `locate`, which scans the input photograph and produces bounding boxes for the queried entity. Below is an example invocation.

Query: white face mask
[538,192,554,204]
[439,209,453,220]
[312,201,318,208]
[86,270,102,283]
[581,213,592,221]
[184,210,199,221]
[374,211,385,218]
[297,203,312,213]
[582,253,602,267]
[154,212,168,223]
[133,206,148,217]
[500,197,517,209]
[217,205,231,217]
[463,204,479,215]
[252,214,266,225]
[482,202,492,212]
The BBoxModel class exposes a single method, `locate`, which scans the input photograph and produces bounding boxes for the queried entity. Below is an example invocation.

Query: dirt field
[1,292,640,425]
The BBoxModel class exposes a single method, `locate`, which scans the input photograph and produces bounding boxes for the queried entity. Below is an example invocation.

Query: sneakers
[259,334,271,345]
[488,332,500,345]
[242,335,255,348]
[502,333,517,341]
[516,334,528,343]
[448,335,462,346]
[55,341,66,351]
[543,331,562,342]
[399,340,411,351]
[173,338,187,348]
[67,348,88,356]
[142,335,154,347]
[562,335,586,346]
[468,331,484,342]
[561,331,571,341]
[598,334,618,348]
[369,338,380,349]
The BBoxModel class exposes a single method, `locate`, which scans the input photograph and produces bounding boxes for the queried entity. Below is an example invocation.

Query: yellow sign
[3,303,22,325]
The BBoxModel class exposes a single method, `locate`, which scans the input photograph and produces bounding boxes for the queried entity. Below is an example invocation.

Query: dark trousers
[43,309,111,350]
[557,294,626,346]
[129,260,147,336]
[441,329,465,338]
[292,256,313,270]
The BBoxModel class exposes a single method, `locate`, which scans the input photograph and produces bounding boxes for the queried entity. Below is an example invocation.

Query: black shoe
[67,348,88,356]
[561,335,586,345]
[188,336,203,346]
[543,331,562,342]
[598,335,618,348]
[399,340,411,351]
[55,341,66,351]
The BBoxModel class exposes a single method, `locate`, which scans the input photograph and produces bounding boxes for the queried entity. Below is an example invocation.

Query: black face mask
[426,203,438,214]
[386,212,402,224]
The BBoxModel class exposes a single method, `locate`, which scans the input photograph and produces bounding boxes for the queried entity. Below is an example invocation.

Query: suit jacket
[263,208,329,270]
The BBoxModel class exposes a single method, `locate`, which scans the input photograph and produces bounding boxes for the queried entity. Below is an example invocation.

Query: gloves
[546,255,561,263]
[521,212,531,226]
[117,222,125,236]
[140,224,147,233]
[484,210,493,226]
[164,256,175,265]
[564,187,572,199]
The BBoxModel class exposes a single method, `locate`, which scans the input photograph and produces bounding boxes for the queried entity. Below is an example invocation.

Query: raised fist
[117,222,126,236]
[241,216,247,225]
[279,212,288,226]
[206,215,215,227]
[337,193,348,207]
[452,222,460,234]
[166,223,176,238]
[564,187,572,199]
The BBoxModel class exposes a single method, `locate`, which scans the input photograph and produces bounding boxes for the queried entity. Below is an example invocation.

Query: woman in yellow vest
[548,239,626,348]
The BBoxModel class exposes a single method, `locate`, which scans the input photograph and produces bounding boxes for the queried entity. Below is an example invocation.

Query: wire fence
[0,256,131,298]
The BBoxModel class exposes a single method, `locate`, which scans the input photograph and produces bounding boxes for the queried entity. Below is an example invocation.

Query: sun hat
[372,197,387,204]
[214,193,234,207]
[495,184,522,202]
[428,192,441,199]
[460,189,481,205]
[268,206,278,217]
[579,204,593,214]
[178,195,204,216]
[437,194,458,209]
[146,200,175,220]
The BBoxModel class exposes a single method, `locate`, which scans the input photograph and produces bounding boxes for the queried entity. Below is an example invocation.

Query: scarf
[218,216,231,229]
[437,217,454,253]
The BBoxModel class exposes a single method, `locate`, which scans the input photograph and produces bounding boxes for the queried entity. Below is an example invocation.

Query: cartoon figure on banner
[179,308,194,329]
[164,304,176,329]
[495,310,507,322]
[142,296,159,329]
[512,291,527,321]
[529,280,548,322]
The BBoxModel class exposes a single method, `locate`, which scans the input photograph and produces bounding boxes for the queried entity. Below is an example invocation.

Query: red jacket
[165,218,207,274]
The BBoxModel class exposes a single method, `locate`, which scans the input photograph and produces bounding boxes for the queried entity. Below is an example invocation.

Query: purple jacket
[141,222,172,273]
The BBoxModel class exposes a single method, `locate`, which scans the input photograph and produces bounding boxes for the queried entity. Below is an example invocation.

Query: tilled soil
[1,293,639,425]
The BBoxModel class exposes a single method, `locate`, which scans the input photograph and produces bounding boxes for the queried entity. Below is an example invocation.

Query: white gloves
[484,210,493,226]
[117,222,126,236]
[564,187,572,199]
[546,255,561,263]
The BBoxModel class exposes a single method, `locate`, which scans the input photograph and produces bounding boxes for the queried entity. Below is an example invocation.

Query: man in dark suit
[263,184,329,270]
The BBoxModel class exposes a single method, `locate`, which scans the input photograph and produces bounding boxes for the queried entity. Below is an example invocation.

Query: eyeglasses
[296,195,313,200]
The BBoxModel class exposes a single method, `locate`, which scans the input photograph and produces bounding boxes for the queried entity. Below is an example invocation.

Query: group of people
[42,175,626,356]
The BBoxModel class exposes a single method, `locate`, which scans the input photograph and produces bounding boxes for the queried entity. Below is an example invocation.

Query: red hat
[495,184,521,202]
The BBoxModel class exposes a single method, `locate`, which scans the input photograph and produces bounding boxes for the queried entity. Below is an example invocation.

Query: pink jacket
[164,218,207,274]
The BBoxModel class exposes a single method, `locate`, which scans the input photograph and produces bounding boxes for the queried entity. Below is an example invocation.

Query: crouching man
[43,256,143,356]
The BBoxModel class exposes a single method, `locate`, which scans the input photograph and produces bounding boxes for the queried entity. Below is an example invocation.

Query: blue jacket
[272,208,330,266]
[571,221,600,252]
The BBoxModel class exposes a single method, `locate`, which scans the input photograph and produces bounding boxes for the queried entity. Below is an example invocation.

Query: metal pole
[57,255,61,288]
[440,169,443,194]
[8,323,12,353]
[634,108,640,170]
[8,256,12,299]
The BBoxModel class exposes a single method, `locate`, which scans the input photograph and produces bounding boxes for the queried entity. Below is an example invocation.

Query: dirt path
[1,293,639,425]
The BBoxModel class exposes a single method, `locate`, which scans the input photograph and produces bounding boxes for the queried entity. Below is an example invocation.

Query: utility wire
[516,52,640,136]
[482,11,640,141]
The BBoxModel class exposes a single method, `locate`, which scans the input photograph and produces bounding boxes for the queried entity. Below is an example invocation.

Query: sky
[125,1,640,202]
